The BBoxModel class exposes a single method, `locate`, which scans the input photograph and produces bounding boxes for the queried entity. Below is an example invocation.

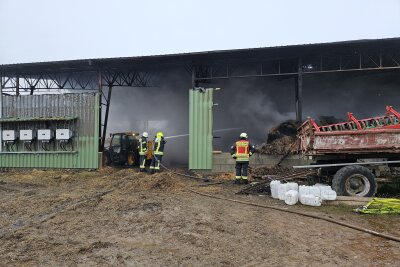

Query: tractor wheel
[332,165,377,197]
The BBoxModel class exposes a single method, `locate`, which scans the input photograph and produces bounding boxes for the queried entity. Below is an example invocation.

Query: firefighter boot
[234,176,241,184]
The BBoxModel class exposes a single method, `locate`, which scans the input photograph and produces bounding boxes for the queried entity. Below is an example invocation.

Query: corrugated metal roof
[1,37,399,75]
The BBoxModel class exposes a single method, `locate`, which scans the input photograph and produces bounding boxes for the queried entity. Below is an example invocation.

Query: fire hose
[154,157,400,243]
[188,189,400,243]
[355,198,400,214]
[157,160,213,182]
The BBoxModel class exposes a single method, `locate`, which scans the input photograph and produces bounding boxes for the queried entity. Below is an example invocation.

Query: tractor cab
[105,132,140,166]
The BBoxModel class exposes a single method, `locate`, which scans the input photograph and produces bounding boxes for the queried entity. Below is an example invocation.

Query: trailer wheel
[332,165,377,197]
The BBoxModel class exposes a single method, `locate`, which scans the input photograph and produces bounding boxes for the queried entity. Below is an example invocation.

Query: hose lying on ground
[355,198,400,214]
[187,189,400,243]
[158,159,400,243]
[158,161,214,182]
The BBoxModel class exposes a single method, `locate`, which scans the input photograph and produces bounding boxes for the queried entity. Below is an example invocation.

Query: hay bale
[258,120,299,155]
[266,120,298,143]
[258,136,296,155]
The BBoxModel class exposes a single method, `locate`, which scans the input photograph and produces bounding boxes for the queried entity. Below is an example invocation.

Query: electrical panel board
[37,129,53,141]
[2,130,18,141]
[20,130,36,141]
[56,129,73,140]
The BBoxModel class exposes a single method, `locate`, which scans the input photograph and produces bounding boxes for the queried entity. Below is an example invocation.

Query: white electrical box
[2,130,18,141]
[20,130,36,141]
[38,129,53,141]
[56,129,73,140]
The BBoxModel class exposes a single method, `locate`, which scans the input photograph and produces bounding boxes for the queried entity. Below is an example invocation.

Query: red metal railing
[307,106,400,132]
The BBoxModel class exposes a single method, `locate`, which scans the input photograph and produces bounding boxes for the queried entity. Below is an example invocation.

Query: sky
[0,0,399,64]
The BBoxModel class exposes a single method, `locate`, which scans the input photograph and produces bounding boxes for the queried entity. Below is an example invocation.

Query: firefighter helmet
[240,132,248,139]
[156,131,164,138]
[142,132,148,138]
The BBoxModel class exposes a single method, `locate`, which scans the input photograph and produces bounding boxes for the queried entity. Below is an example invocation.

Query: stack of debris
[258,120,299,155]
[251,165,298,177]
[250,165,317,180]
[238,166,317,195]
[258,116,343,155]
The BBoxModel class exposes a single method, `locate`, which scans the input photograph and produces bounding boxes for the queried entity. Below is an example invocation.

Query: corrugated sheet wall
[189,88,213,170]
[0,93,99,168]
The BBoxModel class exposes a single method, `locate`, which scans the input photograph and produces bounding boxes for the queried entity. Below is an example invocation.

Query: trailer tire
[332,165,377,197]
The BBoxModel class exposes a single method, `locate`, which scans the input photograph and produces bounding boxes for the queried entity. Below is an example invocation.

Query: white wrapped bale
[298,185,310,202]
[314,184,337,201]
[299,194,322,206]
[278,183,289,200]
[286,182,299,192]
[321,189,337,201]
[309,186,321,197]
[284,190,299,205]
[270,180,281,199]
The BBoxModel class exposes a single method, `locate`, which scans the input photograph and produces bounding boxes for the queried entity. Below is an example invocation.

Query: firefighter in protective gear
[138,132,149,172]
[230,133,255,184]
[150,131,167,174]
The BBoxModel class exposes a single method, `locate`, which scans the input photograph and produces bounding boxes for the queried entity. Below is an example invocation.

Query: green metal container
[189,88,213,170]
[0,93,99,169]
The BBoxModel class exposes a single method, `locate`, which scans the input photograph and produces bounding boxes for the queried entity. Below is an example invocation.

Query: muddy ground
[0,168,399,267]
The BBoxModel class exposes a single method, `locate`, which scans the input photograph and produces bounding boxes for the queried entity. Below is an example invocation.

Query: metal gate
[189,88,214,170]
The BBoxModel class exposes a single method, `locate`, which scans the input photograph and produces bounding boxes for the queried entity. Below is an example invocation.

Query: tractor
[104,132,153,167]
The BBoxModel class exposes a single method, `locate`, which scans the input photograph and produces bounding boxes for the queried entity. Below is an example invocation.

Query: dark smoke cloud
[211,77,295,151]
[303,71,400,119]
[106,67,400,165]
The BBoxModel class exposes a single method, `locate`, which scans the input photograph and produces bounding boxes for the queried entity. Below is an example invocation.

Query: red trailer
[296,106,400,197]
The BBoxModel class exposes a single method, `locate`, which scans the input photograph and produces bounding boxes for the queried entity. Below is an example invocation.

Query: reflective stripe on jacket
[138,137,147,155]
[235,140,250,161]
[153,137,166,155]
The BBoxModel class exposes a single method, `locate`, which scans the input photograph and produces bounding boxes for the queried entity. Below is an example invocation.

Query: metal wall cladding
[189,88,213,170]
[0,93,99,168]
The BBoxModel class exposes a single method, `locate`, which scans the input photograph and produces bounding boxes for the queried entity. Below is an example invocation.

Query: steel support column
[15,75,19,96]
[295,58,303,122]
[0,79,2,152]
[98,71,102,151]
[101,85,112,151]
[192,67,199,88]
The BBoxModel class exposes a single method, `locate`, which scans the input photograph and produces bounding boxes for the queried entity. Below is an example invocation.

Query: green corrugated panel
[0,116,78,122]
[0,93,99,169]
[189,88,213,170]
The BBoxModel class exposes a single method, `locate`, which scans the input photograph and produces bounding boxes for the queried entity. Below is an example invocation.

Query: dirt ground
[0,168,399,267]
